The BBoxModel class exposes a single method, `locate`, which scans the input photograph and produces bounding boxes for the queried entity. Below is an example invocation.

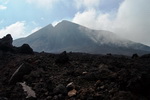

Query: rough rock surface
[0,35,150,100]
[0,34,33,54]
[0,34,13,51]
[0,51,150,100]
[9,63,33,84]
[19,44,33,54]
[55,51,69,64]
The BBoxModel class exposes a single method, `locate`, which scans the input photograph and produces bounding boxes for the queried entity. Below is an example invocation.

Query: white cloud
[113,0,150,45]
[26,0,59,9]
[0,5,7,10]
[0,21,41,40]
[72,9,113,31]
[0,21,26,39]
[72,0,150,46]
[74,0,100,9]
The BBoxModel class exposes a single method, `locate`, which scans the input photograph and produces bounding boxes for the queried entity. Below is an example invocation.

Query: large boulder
[9,63,33,84]
[55,51,69,64]
[0,34,34,54]
[19,44,34,54]
[53,84,67,95]
[0,34,13,51]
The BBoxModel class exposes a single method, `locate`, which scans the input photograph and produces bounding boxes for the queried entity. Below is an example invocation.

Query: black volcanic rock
[132,53,139,59]
[53,84,67,95]
[9,63,33,84]
[112,91,135,100]
[19,44,33,54]
[0,34,13,51]
[55,51,69,64]
[140,54,150,59]
[0,51,150,99]
[0,34,34,54]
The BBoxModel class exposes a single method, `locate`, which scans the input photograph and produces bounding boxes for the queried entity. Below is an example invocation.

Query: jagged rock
[140,54,150,58]
[68,89,77,97]
[0,50,3,56]
[19,82,36,98]
[0,34,34,54]
[0,34,13,51]
[46,79,54,91]
[83,67,115,81]
[107,53,112,56]
[53,95,58,100]
[78,88,95,99]
[112,91,135,100]
[83,72,97,81]
[9,63,33,84]
[66,82,75,91]
[0,97,8,100]
[98,65,116,80]
[0,49,150,99]
[55,51,69,64]
[94,80,101,87]
[127,72,150,96]
[46,96,52,99]
[132,53,139,59]
[19,44,33,54]
[53,84,67,95]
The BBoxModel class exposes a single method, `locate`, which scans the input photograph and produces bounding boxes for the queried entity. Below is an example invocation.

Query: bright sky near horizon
[0,0,150,46]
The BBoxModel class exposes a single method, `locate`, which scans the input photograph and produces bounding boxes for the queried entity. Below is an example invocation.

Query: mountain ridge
[13,20,150,55]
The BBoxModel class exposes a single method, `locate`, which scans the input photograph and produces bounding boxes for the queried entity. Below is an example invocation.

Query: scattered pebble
[68,89,77,97]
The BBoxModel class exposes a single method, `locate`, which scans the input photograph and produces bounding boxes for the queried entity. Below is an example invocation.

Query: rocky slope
[14,20,150,55]
[0,35,150,100]
[0,34,33,54]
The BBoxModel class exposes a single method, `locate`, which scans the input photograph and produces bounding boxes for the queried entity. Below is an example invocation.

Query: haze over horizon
[0,0,150,46]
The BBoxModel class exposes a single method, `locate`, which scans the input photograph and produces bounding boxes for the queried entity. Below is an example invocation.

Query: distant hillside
[14,20,150,55]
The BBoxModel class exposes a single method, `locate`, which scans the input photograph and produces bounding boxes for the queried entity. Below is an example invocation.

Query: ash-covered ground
[0,35,150,100]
